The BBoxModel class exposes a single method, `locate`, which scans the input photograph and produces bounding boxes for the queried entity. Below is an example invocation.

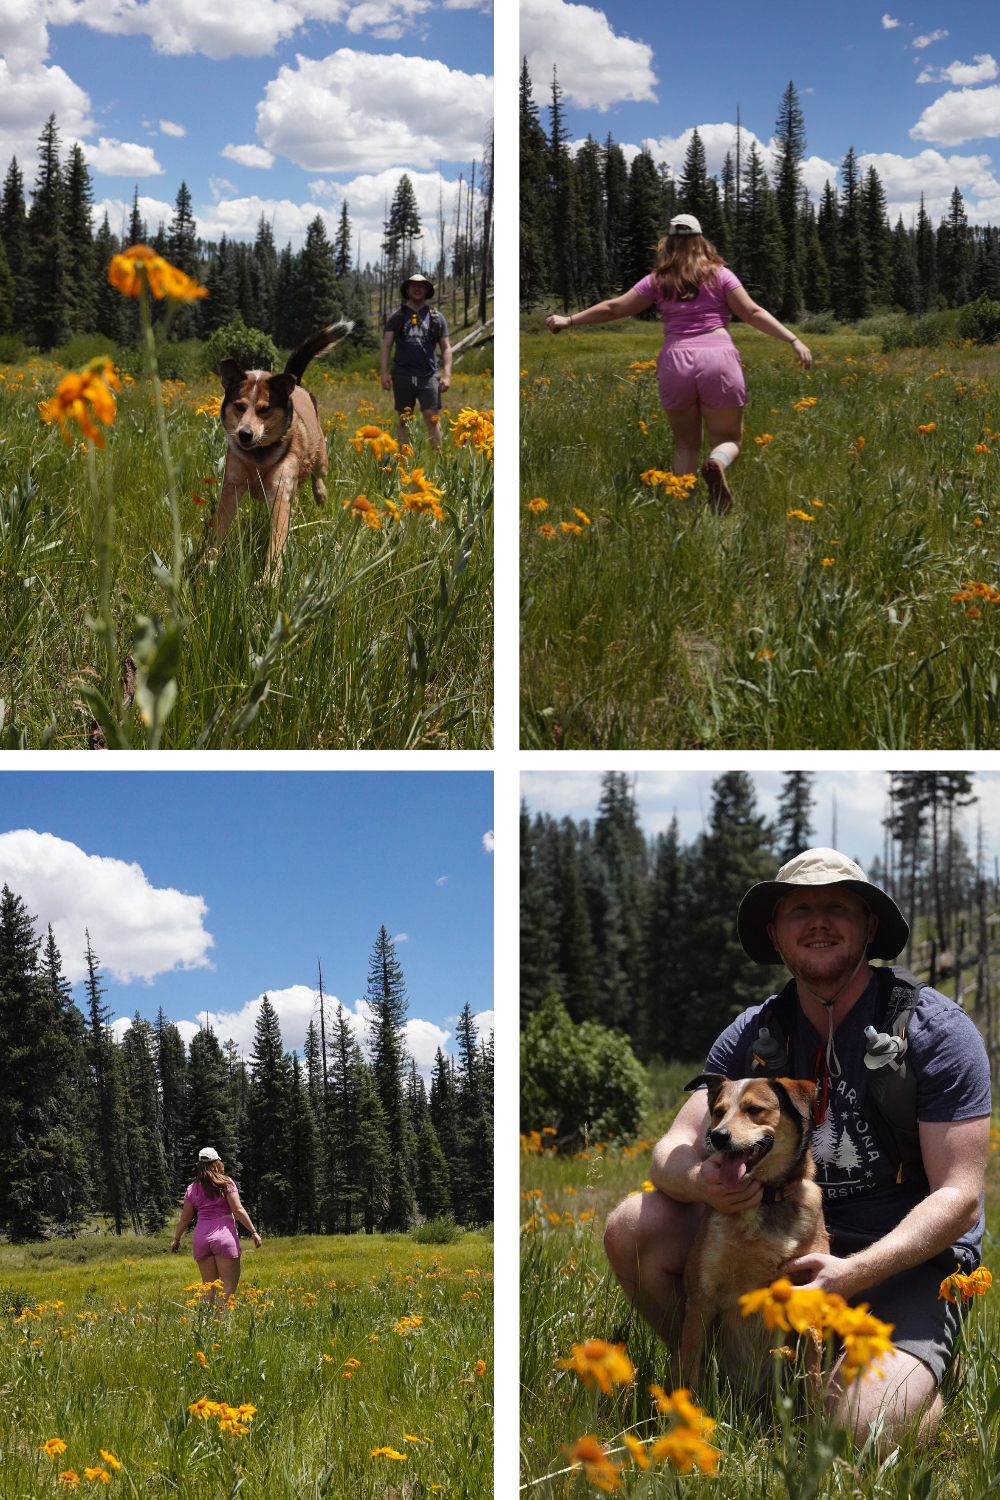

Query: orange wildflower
[108,244,207,301]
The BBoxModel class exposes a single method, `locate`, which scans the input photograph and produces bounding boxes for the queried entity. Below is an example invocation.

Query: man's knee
[603,1196,642,1280]
[604,1188,693,1282]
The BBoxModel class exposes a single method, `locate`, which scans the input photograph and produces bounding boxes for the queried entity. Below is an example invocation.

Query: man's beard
[787,935,868,995]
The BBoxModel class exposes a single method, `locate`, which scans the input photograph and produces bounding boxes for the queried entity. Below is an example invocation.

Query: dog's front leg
[264,467,295,581]
[679,1300,716,1392]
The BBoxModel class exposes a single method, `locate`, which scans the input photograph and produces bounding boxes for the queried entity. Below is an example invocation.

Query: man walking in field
[604,848,991,1448]
[381,273,452,451]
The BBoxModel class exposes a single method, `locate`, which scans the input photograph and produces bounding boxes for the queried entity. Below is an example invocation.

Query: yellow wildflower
[563,1435,622,1492]
[786,509,815,522]
[98,1453,121,1471]
[58,1472,80,1490]
[108,244,207,301]
[83,1469,110,1485]
[38,358,121,447]
[574,508,591,524]
[917,423,936,434]
[940,1265,993,1303]
[527,497,548,513]
[371,1447,407,1460]
[41,1438,68,1460]
[556,1339,634,1393]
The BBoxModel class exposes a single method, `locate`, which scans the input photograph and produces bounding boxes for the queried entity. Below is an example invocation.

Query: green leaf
[79,686,131,749]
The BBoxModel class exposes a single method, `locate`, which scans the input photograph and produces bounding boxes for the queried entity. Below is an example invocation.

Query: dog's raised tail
[284,321,355,383]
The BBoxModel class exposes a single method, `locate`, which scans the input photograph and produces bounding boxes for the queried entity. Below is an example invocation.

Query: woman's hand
[252,1232,262,1248]
[170,1239,180,1253]
[791,338,813,370]
[546,314,571,334]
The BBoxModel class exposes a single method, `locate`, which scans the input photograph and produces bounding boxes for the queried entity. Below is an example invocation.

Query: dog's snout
[709,1127,731,1151]
[238,427,254,447]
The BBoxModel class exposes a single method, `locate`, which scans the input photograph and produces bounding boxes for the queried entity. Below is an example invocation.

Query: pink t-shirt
[184,1179,236,1223]
[633,265,742,339]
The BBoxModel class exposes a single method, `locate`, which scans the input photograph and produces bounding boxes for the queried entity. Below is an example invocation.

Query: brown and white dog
[214,321,353,576]
[679,1073,829,1393]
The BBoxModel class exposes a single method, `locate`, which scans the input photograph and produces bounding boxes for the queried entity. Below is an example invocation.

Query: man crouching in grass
[603,849,991,1451]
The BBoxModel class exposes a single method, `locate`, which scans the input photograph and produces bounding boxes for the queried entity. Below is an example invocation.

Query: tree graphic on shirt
[835,1128,862,1177]
[812,1112,838,1180]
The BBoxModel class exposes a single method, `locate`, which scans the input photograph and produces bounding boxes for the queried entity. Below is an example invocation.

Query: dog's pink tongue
[720,1154,748,1189]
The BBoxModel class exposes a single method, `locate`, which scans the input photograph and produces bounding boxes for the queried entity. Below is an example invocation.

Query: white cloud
[50,0,434,60]
[84,137,164,175]
[910,83,1000,144]
[913,28,948,48]
[917,54,998,86]
[94,193,177,234]
[882,13,901,27]
[255,49,491,172]
[520,0,657,111]
[221,142,275,168]
[482,829,494,853]
[0,57,95,180]
[436,876,448,886]
[443,0,490,6]
[0,829,214,984]
[393,932,409,942]
[209,175,238,201]
[159,118,186,136]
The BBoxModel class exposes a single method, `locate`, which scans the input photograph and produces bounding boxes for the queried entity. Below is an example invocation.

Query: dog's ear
[772,1077,817,1122]
[685,1073,728,1110]
[265,373,297,406]
[219,358,246,389]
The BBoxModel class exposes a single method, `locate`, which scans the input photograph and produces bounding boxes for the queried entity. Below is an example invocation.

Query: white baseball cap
[198,1146,221,1161]
[669,214,702,236]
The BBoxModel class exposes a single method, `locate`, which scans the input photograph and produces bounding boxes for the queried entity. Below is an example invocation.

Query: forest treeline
[0,113,494,354]
[521,771,998,1068]
[520,67,1000,320]
[0,891,493,1243]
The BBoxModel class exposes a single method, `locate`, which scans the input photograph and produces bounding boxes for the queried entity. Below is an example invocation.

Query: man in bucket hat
[380,273,452,451]
[604,847,991,1448]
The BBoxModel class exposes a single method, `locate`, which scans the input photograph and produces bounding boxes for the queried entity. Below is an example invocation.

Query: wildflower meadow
[520,1062,1000,1500]
[1,248,493,750]
[0,1227,492,1498]
[520,320,1000,749]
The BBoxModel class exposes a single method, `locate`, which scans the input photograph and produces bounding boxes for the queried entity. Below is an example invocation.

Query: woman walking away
[546,214,812,512]
[170,1147,261,1308]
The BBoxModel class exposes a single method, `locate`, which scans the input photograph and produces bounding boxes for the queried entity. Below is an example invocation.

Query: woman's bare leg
[195,1254,219,1303]
[214,1254,242,1310]
[665,403,702,478]
[700,405,744,513]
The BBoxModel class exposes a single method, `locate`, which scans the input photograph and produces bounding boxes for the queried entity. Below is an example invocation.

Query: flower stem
[139,277,182,612]
[86,439,121,720]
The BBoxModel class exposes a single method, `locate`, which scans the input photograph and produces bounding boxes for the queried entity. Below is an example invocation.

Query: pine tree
[861,165,893,308]
[333,201,352,279]
[405,1056,428,1130]
[203,236,238,333]
[772,82,807,317]
[643,818,688,1060]
[891,215,921,313]
[127,188,146,247]
[586,773,649,1039]
[678,129,712,227]
[166,181,200,337]
[93,214,126,342]
[291,216,341,345]
[604,137,630,293]
[286,1055,320,1233]
[803,227,831,312]
[245,996,291,1232]
[1,157,33,337]
[519,60,553,307]
[775,772,815,864]
[155,1008,188,1197]
[63,143,96,335]
[839,147,871,320]
[186,1026,237,1171]
[740,143,785,310]
[354,1051,391,1233]
[415,1119,452,1220]
[327,1004,358,1231]
[366,927,415,1229]
[120,1014,171,1231]
[915,194,937,311]
[548,68,575,311]
[252,215,277,335]
[573,136,608,304]
[551,818,600,1021]
[939,186,970,307]
[303,1018,322,1112]
[455,1003,492,1223]
[430,1048,468,1219]
[520,804,559,1023]
[28,115,70,348]
[384,174,422,290]
[83,933,126,1234]
[816,181,844,317]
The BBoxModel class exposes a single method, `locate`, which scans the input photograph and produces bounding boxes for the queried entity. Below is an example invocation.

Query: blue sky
[0,771,494,1074]
[1,1,492,259]
[521,0,1000,226]
[521,770,1000,875]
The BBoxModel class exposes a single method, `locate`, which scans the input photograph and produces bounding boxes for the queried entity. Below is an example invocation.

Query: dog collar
[760,1184,791,1204]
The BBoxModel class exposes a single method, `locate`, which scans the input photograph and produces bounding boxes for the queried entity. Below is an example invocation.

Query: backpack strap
[864,966,926,1190]
[743,979,798,1078]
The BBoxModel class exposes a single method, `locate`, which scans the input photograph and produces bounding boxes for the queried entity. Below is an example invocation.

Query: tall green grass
[1,351,493,748]
[520,322,1000,747]
[0,1229,492,1497]
[520,1107,1000,1499]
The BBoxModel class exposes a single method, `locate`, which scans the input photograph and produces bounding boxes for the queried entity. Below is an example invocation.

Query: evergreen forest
[0,113,494,356]
[0,899,493,1243]
[521,771,1000,1074]
[520,67,1000,320]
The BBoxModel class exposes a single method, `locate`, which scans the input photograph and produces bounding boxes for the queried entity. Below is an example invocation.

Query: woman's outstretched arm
[170,1200,195,1252]
[724,284,813,368]
[225,1183,262,1247]
[546,287,654,333]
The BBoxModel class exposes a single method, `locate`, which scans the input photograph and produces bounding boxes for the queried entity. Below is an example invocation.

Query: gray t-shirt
[385,304,448,379]
[704,973,991,1267]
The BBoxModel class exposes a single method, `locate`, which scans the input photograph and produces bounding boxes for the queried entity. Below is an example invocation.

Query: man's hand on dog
[780,1251,865,1298]
[697,1157,763,1212]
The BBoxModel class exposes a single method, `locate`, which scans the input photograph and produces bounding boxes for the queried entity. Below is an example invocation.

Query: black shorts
[843,1250,972,1384]
[392,371,440,414]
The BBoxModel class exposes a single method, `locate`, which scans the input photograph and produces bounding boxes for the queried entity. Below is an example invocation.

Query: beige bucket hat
[737,847,909,966]
[401,272,435,298]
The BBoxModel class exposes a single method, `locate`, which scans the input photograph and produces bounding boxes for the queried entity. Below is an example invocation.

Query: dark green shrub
[202,314,280,376]
[412,1214,463,1244]
[957,294,1000,346]
[0,333,27,364]
[0,1282,30,1313]
[798,311,838,335]
[520,992,650,1145]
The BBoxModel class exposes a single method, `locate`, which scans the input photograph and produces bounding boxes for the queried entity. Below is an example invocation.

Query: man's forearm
[845,1185,981,1293]
[650,1139,706,1202]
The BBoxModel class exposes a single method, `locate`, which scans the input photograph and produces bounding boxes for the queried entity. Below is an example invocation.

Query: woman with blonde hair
[546,214,812,512]
[170,1147,261,1305]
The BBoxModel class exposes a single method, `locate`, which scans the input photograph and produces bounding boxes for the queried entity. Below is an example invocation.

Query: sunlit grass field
[0,1228,493,1497]
[520,1063,1000,1499]
[520,319,1000,748]
[1,347,493,748]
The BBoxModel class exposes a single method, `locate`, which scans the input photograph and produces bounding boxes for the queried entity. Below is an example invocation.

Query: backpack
[389,305,444,345]
[742,965,926,1191]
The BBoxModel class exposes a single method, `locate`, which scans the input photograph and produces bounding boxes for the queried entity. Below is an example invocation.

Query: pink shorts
[657,334,747,410]
[192,1222,241,1261]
